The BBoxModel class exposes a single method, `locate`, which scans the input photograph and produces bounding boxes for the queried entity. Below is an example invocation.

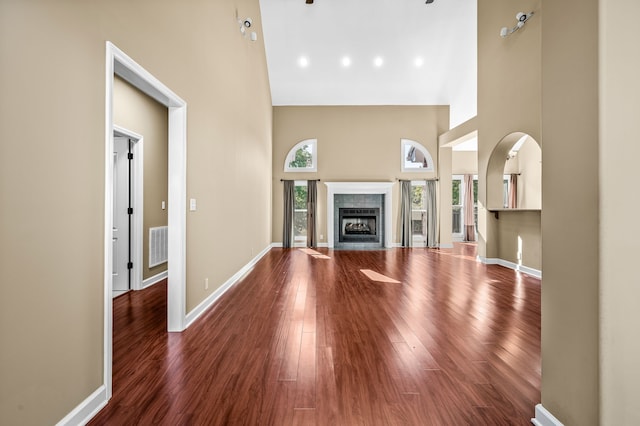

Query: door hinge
[127,262,133,270]
[128,207,133,215]
[127,153,133,160]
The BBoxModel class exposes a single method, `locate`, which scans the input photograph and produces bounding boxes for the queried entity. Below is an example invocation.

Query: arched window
[284,139,317,172]
[401,139,434,172]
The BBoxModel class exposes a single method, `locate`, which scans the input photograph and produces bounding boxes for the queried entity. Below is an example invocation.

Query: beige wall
[0,0,272,424]
[501,137,542,209]
[496,210,541,270]
[599,0,640,423]
[517,137,541,209]
[114,76,168,280]
[504,154,519,175]
[541,0,600,424]
[272,106,449,245]
[452,151,478,175]
[477,0,541,262]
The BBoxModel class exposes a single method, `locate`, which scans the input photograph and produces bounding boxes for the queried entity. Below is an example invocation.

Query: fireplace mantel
[325,182,394,248]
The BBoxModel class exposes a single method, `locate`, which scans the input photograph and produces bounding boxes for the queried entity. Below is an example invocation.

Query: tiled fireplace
[325,182,394,249]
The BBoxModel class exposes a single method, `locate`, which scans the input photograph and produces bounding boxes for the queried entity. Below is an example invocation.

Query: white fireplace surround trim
[325,182,394,248]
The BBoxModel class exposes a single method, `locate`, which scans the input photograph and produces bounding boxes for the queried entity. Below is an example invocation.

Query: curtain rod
[396,178,439,181]
[280,179,321,181]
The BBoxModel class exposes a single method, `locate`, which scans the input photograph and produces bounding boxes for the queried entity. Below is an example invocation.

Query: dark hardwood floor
[90,244,541,425]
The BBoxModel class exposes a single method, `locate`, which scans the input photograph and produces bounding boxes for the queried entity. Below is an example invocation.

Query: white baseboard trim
[478,256,542,279]
[271,242,329,248]
[141,270,168,289]
[184,245,272,328]
[56,385,107,426]
[376,243,444,249]
[531,404,564,426]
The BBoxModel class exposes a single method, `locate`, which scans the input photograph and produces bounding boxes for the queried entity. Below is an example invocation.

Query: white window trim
[503,174,511,208]
[452,175,465,242]
[452,174,479,242]
[411,180,427,244]
[293,180,308,242]
[401,139,435,173]
[284,139,317,172]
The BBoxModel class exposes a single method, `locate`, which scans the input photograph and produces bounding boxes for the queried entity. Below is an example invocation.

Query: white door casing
[105,42,187,403]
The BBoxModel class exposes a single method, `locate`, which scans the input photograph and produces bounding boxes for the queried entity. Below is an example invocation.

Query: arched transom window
[284,139,317,172]
[401,139,434,172]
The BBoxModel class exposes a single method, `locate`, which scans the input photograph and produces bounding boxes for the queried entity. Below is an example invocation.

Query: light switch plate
[189,198,197,211]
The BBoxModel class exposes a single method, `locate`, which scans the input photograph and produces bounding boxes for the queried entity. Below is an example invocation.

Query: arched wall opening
[486,132,541,210]
[481,132,542,277]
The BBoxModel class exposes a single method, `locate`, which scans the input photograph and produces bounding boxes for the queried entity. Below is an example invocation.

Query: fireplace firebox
[338,208,380,243]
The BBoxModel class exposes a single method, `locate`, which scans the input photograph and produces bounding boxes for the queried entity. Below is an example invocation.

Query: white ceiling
[452,136,478,151]
[258,0,477,128]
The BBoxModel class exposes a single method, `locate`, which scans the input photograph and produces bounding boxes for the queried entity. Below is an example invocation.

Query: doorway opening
[104,42,187,401]
[112,126,144,298]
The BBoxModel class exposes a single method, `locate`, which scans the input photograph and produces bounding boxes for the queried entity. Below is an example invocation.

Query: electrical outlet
[320,234,324,240]
[205,278,209,290]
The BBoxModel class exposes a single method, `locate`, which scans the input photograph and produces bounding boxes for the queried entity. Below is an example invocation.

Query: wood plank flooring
[90,244,541,425]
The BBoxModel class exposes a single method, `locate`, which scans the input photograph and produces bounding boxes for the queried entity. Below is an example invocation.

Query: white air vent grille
[149,226,168,268]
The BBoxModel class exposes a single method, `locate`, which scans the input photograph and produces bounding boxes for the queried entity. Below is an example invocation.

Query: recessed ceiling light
[414,57,424,68]
[341,56,351,67]
[374,56,384,68]
[298,56,309,68]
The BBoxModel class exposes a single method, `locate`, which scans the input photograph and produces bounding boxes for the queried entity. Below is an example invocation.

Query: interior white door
[113,136,131,292]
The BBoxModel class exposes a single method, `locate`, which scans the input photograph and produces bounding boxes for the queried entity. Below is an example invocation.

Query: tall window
[452,175,478,240]
[452,178,462,237]
[503,175,510,208]
[293,181,308,242]
[284,139,317,172]
[473,179,478,230]
[411,181,427,243]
